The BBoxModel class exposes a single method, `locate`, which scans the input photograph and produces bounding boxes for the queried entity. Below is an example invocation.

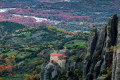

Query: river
[0,8,60,24]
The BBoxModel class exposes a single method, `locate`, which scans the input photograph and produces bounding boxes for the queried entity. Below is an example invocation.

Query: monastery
[50,53,67,69]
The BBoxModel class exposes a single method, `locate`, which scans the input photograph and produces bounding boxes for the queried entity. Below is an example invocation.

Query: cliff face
[112,19,120,80]
[83,14,118,80]
[40,62,61,80]
[40,61,78,80]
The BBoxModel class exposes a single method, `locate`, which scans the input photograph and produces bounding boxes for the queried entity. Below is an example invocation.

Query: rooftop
[50,53,67,58]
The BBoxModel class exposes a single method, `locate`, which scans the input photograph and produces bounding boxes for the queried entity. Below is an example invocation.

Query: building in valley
[50,53,67,69]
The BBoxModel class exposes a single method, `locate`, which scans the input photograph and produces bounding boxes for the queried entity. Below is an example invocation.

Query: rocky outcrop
[40,61,78,80]
[97,77,106,80]
[112,19,120,80]
[40,48,78,80]
[83,26,98,80]
[83,14,118,80]
[40,62,61,80]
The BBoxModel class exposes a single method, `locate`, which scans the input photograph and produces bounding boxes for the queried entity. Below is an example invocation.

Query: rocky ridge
[112,19,120,80]
[83,14,119,80]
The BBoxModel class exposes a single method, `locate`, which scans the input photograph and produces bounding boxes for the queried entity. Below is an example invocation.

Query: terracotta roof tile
[50,53,67,58]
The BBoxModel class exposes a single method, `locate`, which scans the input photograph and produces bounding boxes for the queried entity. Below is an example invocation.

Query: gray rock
[100,59,106,72]
[92,25,107,58]
[40,62,60,80]
[70,62,76,71]
[94,60,103,78]
[112,19,120,80]
[83,14,119,80]
[97,76,106,80]
[86,73,94,80]
[82,27,98,80]
[85,27,98,60]
[52,70,58,79]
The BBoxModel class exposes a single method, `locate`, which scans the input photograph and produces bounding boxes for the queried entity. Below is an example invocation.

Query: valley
[0,0,120,80]
[0,0,119,32]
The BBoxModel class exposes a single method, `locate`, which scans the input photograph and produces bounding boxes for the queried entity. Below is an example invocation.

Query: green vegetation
[1,72,27,80]
[0,52,16,57]
[65,42,86,48]
[48,50,54,54]
[1,77,13,80]
[0,21,26,36]
[27,57,38,64]
[16,52,27,59]
[0,21,88,80]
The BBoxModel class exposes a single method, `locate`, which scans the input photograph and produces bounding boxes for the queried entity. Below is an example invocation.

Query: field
[65,40,86,48]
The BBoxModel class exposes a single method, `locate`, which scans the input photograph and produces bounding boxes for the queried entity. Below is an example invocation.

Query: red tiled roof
[63,55,67,57]
[50,53,67,57]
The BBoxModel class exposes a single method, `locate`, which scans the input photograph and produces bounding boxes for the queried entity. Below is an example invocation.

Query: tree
[110,45,114,52]
[78,76,82,80]
[4,57,12,65]
[24,74,31,80]
[25,71,40,80]
[5,65,12,71]
[65,71,69,78]
[2,55,8,59]
[0,78,3,80]
[32,71,37,75]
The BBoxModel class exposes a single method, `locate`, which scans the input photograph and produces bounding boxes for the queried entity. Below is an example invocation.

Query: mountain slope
[0,21,27,35]
[0,21,88,80]
[0,24,76,46]
[0,21,87,56]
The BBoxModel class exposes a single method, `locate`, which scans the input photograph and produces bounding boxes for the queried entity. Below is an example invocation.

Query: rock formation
[40,49,77,80]
[40,62,61,80]
[40,61,77,80]
[83,14,119,80]
[112,19,120,80]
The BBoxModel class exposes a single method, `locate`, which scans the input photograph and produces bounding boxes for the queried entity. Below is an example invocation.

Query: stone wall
[58,59,66,69]
[50,55,59,62]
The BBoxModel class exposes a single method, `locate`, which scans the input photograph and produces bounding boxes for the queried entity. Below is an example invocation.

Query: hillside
[0,21,88,80]
[0,21,87,46]
[0,21,27,35]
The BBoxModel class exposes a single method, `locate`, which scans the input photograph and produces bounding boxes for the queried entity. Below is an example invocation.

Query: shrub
[110,45,114,52]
